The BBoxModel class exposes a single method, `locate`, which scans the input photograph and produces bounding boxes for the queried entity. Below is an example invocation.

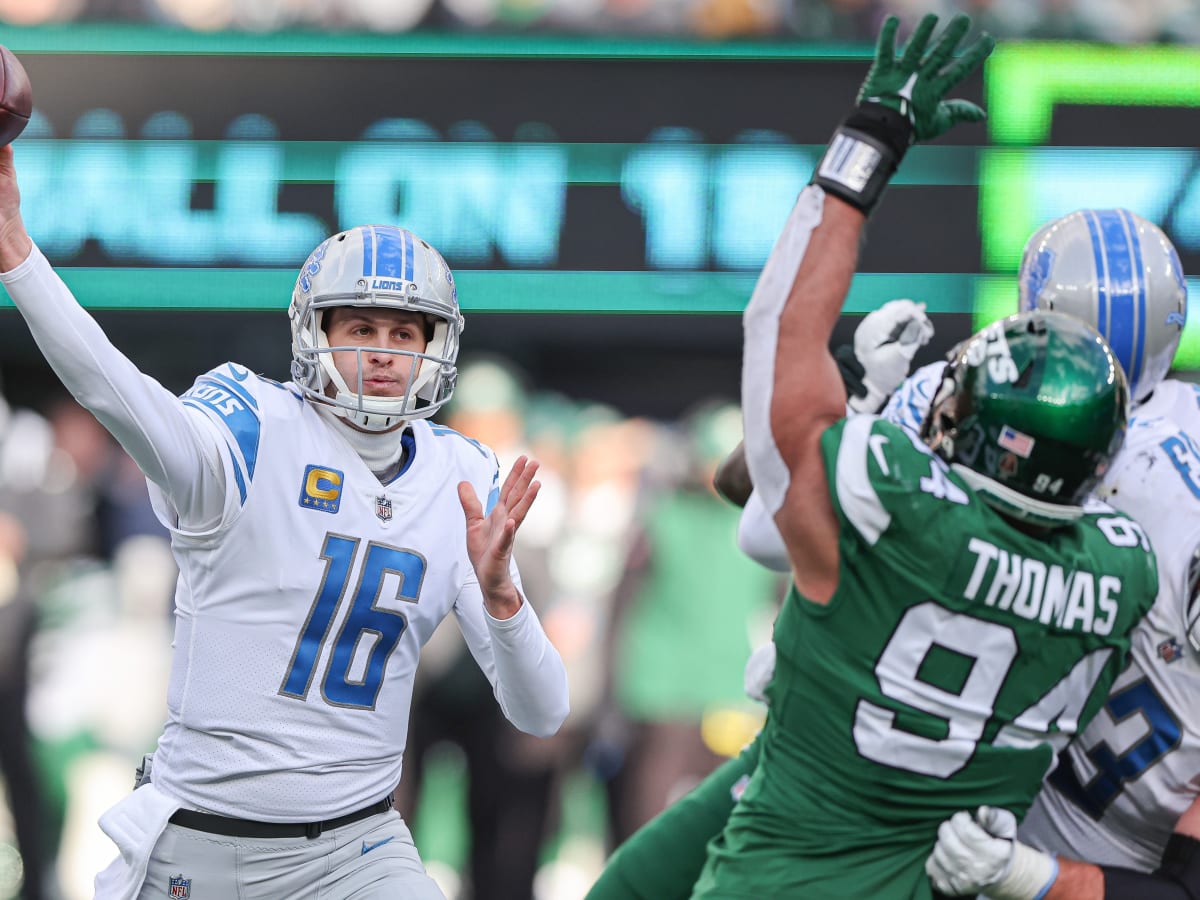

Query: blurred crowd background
[1,0,1198,44]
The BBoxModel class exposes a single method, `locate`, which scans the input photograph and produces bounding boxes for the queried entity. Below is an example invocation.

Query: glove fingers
[935,32,997,92]
[943,99,988,125]
[922,14,971,74]
[873,15,900,71]
[976,805,1018,839]
[898,13,938,70]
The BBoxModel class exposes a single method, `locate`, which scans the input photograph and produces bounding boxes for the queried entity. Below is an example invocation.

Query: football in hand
[0,46,31,147]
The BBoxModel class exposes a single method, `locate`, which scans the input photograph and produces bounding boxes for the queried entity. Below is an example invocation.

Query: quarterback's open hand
[458,455,541,618]
[860,14,995,143]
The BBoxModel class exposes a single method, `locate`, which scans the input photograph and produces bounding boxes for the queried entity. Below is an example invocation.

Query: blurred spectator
[0,395,174,900]
[591,401,781,847]
[397,357,571,900]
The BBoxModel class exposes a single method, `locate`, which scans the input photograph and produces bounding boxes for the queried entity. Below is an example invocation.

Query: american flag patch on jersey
[169,875,191,899]
[998,425,1035,458]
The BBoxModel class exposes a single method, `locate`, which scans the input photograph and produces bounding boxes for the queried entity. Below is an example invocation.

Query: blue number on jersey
[280,533,425,710]
[1048,677,1182,818]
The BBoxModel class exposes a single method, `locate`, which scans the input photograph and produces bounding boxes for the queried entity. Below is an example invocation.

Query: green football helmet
[920,310,1129,527]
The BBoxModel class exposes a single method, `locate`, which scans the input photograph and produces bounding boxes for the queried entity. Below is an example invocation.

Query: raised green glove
[859,14,994,142]
[813,13,995,215]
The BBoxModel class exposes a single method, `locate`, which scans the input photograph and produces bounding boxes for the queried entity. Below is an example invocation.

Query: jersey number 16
[280,533,426,711]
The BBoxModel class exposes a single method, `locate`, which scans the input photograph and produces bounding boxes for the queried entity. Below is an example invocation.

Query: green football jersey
[693,416,1157,900]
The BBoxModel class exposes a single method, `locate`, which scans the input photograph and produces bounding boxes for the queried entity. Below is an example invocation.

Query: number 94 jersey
[1021,414,1200,870]
[145,365,510,823]
[709,416,1156,899]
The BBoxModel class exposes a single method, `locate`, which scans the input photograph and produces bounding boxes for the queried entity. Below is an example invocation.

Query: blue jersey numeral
[1049,677,1182,817]
[281,533,426,710]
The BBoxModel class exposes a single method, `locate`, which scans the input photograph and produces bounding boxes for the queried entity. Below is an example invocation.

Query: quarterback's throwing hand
[458,455,541,615]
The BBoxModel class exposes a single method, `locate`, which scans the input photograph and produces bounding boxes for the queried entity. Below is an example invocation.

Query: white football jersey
[880,360,943,435]
[1019,414,1200,869]
[1133,377,1200,434]
[147,363,508,822]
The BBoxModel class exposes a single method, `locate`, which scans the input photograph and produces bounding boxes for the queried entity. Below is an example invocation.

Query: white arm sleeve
[0,243,230,530]
[737,490,792,573]
[455,560,570,738]
[741,185,825,518]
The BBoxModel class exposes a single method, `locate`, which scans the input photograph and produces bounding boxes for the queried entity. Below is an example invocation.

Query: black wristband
[812,103,914,215]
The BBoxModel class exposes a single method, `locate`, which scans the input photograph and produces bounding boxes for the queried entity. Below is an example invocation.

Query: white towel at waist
[93,782,184,900]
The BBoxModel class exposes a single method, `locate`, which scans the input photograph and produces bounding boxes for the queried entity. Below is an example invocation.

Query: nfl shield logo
[169,875,191,899]
[375,496,393,522]
[1159,638,1184,664]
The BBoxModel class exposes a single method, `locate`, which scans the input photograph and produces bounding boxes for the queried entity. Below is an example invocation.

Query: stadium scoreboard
[1,30,1198,363]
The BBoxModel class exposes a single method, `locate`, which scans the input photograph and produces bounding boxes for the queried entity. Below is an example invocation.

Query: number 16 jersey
[147,364,534,823]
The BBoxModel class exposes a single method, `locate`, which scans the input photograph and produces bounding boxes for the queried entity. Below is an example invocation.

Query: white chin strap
[951,464,1086,525]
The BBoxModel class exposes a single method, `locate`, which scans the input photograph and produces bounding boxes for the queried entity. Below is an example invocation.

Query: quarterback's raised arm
[741,15,992,603]
[0,145,228,529]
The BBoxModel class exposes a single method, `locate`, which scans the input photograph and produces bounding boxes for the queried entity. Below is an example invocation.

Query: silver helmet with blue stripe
[1018,209,1187,405]
[289,225,464,430]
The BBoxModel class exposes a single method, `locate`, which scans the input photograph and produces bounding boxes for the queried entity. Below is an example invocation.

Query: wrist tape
[987,842,1059,900]
[812,103,913,215]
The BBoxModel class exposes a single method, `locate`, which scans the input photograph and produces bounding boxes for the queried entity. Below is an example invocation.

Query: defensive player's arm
[740,187,860,604]
[742,14,992,602]
[0,145,229,530]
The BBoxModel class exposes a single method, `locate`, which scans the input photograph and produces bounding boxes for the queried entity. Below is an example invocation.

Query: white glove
[925,806,1058,900]
[848,298,935,414]
[743,640,777,704]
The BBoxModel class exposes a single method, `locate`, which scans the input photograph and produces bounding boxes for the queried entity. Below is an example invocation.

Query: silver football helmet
[289,225,464,430]
[1018,209,1187,405]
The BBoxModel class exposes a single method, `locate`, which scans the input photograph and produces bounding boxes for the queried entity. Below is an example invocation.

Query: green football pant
[585,737,761,900]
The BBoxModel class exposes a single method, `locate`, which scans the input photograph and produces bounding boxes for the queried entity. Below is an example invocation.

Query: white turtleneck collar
[313,404,408,480]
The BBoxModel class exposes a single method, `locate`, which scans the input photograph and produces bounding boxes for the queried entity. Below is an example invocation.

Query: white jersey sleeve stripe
[741,185,825,518]
[835,415,891,545]
[182,399,250,504]
[182,376,263,483]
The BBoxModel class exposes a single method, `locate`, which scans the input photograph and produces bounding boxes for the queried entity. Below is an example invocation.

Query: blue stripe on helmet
[372,226,407,279]
[403,229,414,282]
[1083,211,1108,340]
[1086,210,1138,395]
[1119,208,1147,393]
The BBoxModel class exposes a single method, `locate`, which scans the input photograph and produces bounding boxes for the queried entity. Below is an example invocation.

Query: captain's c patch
[300,465,343,513]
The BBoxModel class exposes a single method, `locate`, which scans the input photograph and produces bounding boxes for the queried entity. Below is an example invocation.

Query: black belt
[169,795,394,840]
